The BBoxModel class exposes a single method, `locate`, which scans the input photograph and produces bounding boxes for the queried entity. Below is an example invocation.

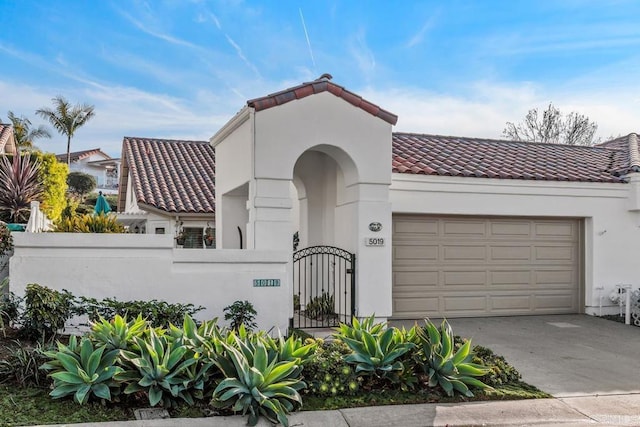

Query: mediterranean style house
[13,75,640,331]
[210,74,640,321]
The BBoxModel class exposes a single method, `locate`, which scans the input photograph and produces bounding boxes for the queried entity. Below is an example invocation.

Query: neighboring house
[0,123,17,155]
[117,137,216,248]
[56,149,120,194]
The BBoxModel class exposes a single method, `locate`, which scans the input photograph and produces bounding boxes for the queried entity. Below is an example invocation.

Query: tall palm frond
[0,155,43,223]
[36,96,95,164]
[7,111,51,152]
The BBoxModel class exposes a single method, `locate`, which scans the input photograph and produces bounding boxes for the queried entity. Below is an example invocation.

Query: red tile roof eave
[391,169,626,184]
[122,137,216,216]
[247,81,398,125]
[391,132,628,184]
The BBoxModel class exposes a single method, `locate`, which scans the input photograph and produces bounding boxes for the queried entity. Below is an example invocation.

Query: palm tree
[5,111,51,152]
[36,96,95,165]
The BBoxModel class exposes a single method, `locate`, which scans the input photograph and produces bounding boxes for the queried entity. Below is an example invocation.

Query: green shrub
[77,297,204,328]
[0,279,20,337]
[32,152,68,222]
[212,334,306,427]
[303,340,360,396]
[0,340,50,387]
[223,300,257,331]
[415,319,491,397]
[471,343,522,386]
[20,284,75,342]
[0,223,13,257]
[53,213,124,233]
[41,336,122,404]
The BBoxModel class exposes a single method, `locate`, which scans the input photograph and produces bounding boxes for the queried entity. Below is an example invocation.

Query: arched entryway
[291,147,358,328]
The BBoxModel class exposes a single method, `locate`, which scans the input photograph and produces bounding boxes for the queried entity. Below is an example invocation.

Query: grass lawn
[0,381,549,427]
[0,386,131,427]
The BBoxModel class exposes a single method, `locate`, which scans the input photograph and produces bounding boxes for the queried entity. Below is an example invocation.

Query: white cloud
[349,28,376,82]
[406,16,437,48]
[361,80,637,140]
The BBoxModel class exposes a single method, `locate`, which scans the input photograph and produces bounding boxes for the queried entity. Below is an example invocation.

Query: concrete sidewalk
[31,393,640,426]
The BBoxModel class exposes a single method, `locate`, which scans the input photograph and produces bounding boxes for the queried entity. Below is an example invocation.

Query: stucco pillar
[247,178,293,251]
[349,184,393,320]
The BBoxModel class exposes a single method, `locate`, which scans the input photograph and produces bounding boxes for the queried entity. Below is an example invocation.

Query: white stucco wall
[251,93,394,319]
[10,233,290,331]
[390,173,638,315]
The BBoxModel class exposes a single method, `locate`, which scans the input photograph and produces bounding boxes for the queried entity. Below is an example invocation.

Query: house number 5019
[365,237,385,246]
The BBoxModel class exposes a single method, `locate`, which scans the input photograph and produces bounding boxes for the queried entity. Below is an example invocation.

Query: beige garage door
[392,215,581,318]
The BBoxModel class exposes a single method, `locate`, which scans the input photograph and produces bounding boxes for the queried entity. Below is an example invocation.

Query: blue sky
[1,0,640,157]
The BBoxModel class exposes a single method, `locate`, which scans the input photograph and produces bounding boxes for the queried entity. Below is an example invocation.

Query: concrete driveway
[390,314,640,397]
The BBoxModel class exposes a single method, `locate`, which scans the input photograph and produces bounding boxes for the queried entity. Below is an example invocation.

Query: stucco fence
[9,233,291,332]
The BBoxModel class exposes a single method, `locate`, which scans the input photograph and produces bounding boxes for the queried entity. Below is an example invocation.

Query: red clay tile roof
[119,137,215,214]
[247,74,398,125]
[55,148,110,163]
[596,133,640,175]
[392,133,626,183]
[0,124,13,151]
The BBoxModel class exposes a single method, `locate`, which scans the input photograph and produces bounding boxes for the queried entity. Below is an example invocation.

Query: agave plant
[277,334,317,365]
[0,154,43,222]
[41,336,122,404]
[339,327,414,377]
[335,314,385,341]
[212,335,306,427]
[89,314,148,351]
[416,319,491,397]
[168,315,222,399]
[116,329,198,407]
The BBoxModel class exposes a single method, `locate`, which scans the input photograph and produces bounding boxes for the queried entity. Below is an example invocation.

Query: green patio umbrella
[94,191,112,215]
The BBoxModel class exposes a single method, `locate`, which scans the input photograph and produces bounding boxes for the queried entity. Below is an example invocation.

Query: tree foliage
[4,111,51,152]
[31,152,68,222]
[36,96,95,165]
[503,103,599,146]
[67,172,96,199]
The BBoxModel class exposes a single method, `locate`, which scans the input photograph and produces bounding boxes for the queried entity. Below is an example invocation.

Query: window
[155,227,165,234]
[183,227,203,249]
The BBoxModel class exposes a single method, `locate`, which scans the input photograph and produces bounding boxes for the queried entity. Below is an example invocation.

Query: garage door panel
[534,269,575,287]
[535,245,575,261]
[490,221,531,237]
[443,295,487,312]
[394,271,438,287]
[394,219,438,235]
[392,215,580,318]
[443,220,486,236]
[489,270,531,287]
[535,222,575,239]
[394,245,438,261]
[443,245,485,261]
[393,296,439,314]
[534,294,577,310]
[490,295,532,311]
[490,245,531,261]
[443,270,487,287]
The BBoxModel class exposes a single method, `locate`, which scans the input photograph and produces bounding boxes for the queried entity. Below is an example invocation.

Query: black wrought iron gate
[291,246,355,329]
